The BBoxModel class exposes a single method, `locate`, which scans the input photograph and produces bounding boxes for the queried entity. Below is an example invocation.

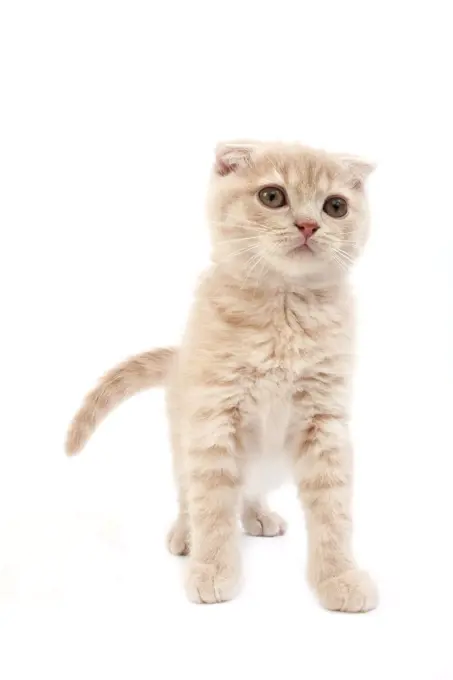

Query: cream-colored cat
[66,141,378,611]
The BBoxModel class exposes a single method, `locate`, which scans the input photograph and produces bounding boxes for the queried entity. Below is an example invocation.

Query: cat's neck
[211,260,350,299]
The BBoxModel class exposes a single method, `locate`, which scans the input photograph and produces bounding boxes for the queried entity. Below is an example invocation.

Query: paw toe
[317,569,378,613]
[185,561,240,604]
[167,521,190,556]
[243,510,287,537]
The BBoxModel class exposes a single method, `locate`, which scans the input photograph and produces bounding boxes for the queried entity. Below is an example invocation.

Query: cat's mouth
[287,242,315,257]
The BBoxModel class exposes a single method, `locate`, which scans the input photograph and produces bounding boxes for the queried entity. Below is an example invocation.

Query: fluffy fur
[67,141,378,611]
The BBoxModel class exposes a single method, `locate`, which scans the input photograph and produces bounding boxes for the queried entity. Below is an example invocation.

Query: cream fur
[66,141,378,611]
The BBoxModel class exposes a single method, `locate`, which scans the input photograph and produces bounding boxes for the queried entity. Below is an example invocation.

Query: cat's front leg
[183,393,242,604]
[293,379,378,612]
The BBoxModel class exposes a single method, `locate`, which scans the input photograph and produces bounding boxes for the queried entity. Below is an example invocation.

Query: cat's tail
[65,347,176,456]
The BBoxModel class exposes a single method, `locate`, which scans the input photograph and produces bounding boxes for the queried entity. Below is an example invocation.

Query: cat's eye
[258,186,287,209]
[322,195,348,218]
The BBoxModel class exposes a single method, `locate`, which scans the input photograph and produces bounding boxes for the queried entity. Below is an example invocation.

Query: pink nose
[295,220,319,239]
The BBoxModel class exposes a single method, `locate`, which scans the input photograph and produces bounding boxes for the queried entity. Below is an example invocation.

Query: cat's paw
[316,569,378,613]
[185,560,240,604]
[242,508,287,537]
[167,519,190,556]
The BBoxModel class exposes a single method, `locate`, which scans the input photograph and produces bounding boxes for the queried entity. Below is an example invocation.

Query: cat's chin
[265,250,342,283]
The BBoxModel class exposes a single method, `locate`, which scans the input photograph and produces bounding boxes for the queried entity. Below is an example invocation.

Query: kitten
[66,141,378,611]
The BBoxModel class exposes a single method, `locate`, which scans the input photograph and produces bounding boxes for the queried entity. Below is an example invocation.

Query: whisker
[210,219,280,234]
[213,243,260,269]
[240,237,285,291]
[335,240,355,246]
[331,253,348,273]
[334,248,355,263]
[211,219,269,229]
[241,251,265,290]
[250,239,285,296]
[332,251,353,270]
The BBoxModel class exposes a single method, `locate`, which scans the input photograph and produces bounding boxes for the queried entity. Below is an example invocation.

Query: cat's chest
[241,376,293,497]
[248,294,339,375]
[238,296,347,497]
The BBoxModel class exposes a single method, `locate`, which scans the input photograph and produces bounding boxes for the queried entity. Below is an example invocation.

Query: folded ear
[214,141,256,176]
[339,155,376,189]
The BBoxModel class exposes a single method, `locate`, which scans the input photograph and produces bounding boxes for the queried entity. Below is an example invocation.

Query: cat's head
[208,141,374,283]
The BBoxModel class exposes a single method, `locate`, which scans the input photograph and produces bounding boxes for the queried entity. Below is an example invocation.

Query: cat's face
[208,141,373,282]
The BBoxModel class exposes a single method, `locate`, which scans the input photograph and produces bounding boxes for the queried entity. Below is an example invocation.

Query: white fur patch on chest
[241,376,293,499]
[242,448,291,499]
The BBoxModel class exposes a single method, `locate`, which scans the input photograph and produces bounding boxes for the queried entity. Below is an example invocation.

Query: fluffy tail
[66,347,176,456]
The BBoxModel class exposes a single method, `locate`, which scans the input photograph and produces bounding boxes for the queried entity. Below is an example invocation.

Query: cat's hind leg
[167,513,189,556]
[167,479,190,556]
[168,494,287,552]
[241,498,287,537]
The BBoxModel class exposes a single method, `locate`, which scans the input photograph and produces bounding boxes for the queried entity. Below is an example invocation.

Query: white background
[1,1,452,678]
